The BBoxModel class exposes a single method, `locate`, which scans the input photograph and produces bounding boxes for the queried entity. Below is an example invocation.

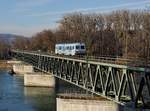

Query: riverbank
[0,60,12,70]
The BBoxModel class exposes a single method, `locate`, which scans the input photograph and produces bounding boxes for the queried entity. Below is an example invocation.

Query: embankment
[0,60,12,70]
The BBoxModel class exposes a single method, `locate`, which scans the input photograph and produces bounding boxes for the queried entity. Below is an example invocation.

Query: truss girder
[11,51,150,107]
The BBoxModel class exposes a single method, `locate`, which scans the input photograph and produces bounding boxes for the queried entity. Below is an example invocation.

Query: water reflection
[24,87,56,111]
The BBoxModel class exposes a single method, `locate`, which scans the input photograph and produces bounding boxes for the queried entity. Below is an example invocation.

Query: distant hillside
[0,34,26,44]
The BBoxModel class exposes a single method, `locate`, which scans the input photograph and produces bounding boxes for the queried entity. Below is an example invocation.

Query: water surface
[0,70,55,111]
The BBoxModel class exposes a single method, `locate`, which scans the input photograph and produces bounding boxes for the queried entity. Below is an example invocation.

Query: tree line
[0,40,10,59]
[1,10,150,61]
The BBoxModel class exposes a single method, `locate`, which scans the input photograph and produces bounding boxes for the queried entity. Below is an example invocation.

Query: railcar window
[63,46,65,50]
[81,45,85,49]
[69,46,71,50]
[59,46,62,50]
[76,45,80,49]
[67,46,69,50]
[72,46,74,49]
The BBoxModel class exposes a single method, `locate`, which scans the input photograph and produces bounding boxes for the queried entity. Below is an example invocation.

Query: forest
[0,10,150,61]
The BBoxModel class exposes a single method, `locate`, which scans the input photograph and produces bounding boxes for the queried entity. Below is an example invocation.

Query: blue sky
[0,0,149,37]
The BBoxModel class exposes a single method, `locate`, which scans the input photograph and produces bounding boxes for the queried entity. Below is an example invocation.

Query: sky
[0,0,149,37]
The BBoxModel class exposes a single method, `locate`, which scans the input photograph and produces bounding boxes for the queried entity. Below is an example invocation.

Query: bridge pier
[24,72,55,87]
[56,97,122,111]
[13,64,34,74]
[11,62,55,87]
[7,60,22,64]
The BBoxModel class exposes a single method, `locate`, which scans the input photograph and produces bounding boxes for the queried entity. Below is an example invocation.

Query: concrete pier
[11,62,55,87]
[13,64,34,74]
[56,97,122,111]
[24,73,55,87]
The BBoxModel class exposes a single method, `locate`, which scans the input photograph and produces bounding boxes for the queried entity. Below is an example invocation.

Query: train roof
[56,43,85,46]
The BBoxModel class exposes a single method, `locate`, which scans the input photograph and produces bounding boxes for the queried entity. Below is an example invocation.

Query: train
[55,43,86,55]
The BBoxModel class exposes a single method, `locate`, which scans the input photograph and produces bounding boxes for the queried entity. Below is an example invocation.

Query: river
[0,70,56,111]
[0,70,149,111]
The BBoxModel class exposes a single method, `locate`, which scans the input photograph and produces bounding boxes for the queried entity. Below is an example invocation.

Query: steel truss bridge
[11,50,150,108]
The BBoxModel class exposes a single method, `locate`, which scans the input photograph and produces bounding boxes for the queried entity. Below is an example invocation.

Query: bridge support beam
[24,72,55,87]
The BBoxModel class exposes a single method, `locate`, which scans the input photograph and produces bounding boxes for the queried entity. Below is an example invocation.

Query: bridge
[11,50,150,108]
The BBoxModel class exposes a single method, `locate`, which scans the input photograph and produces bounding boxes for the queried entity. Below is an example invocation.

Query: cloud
[26,0,150,17]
